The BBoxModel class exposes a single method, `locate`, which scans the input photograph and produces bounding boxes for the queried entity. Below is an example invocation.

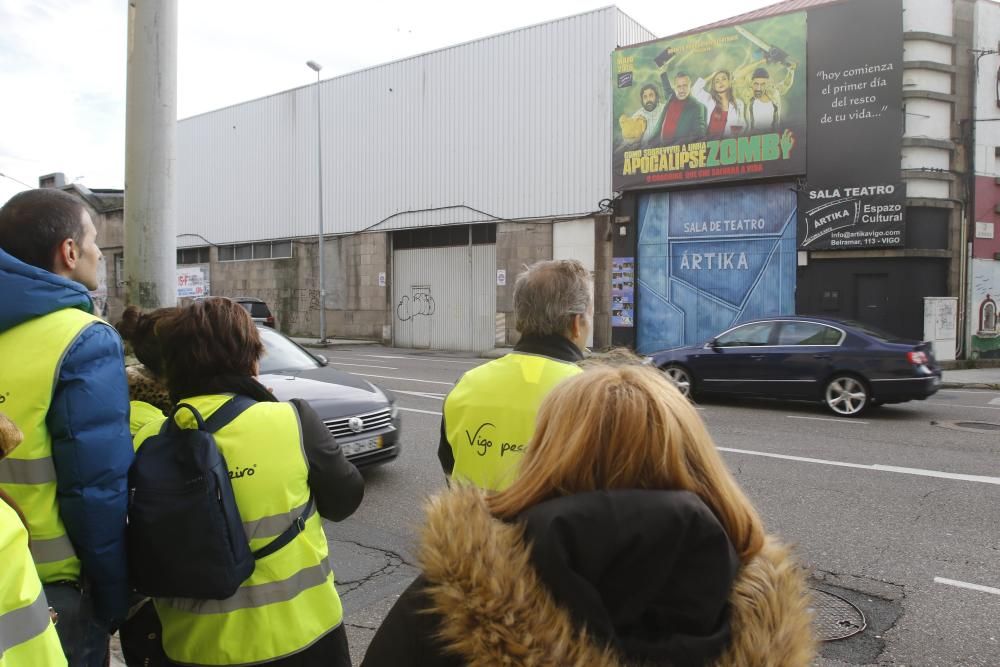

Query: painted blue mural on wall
[636,183,797,353]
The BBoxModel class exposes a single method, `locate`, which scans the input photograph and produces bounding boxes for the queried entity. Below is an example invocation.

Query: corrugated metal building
[144,6,655,351]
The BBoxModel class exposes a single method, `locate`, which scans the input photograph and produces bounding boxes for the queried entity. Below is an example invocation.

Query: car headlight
[390,402,398,419]
[642,356,654,366]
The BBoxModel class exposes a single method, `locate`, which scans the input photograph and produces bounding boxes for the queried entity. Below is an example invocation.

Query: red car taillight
[265,315,275,327]
[907,351,928,365]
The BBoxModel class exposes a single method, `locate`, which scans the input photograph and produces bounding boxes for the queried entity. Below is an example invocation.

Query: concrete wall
[495,221,553,346]
[210,232,390,340]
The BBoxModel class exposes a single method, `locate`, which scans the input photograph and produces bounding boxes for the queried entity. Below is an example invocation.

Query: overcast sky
[0,0,777,205]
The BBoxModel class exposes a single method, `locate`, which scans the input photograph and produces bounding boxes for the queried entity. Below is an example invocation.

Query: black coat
[361,488,815,667]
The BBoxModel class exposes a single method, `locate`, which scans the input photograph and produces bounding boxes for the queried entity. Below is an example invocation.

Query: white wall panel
[902,69,952,95]
[975,1,1000,178]
[177,8,642,246]
[902,98,952,140]
[902,146,950,171]
[903,40,953,64]
[903,0,953,35]
[905,179,951,199]
[392,244,496,351]
[553,218,595,347]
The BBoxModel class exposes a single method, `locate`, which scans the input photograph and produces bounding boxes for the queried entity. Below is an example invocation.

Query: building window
[114,253,125,287]
[177,247,210,265]
[393,224,496,250]
[217,240,294,261]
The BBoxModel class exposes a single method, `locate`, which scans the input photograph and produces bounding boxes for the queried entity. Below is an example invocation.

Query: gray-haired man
[438,259,592,491]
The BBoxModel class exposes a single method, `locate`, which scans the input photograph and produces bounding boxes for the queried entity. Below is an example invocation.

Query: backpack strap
[252,496,315,560]
[204,395,257,433]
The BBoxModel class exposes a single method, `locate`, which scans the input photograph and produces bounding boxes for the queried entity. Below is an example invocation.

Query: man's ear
[54,238,78,273]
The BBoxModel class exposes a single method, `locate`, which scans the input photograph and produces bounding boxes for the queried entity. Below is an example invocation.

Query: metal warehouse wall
[176,7,655,247]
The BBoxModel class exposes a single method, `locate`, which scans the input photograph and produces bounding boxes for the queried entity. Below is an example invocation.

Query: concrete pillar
[124,0,178,308]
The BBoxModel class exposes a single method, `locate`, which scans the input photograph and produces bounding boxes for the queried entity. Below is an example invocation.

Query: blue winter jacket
[0,248,133,628]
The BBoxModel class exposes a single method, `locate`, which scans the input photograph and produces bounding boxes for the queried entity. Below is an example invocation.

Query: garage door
[392,239,496,352]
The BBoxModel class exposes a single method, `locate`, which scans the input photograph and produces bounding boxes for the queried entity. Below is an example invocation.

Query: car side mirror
[314,354,329,367]
[709,338,720,350]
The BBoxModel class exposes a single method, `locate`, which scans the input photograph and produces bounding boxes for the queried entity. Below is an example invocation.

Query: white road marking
[716,447,1000,485]
[327,362,399,370]
[397,407,442,416]
[392,390,446,400]
[934,577,1000,596]
[787,415,869,425]
[363,354,480,364]
[990,397,1000,406]
[356,373,455,386]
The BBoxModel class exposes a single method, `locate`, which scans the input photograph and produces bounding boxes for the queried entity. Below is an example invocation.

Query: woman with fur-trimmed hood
[362,365,816,667]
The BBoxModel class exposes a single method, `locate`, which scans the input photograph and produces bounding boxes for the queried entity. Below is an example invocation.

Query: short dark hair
[640,84,659,102]
[674,71,691,81]
[753,68,770,79]
[0,189,87,272]
[155,298,264,399]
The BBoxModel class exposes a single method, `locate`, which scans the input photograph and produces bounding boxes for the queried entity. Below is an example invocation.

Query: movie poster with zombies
[612,12,807,191]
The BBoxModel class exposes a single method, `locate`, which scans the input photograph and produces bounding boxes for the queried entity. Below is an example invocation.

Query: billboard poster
[177,266,208,298]
[636,183,797,353]
[797,0,904,249]
[611,257,635,327]
[612,12,807,191]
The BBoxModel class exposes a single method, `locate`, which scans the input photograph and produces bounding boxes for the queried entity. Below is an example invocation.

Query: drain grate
[954,421,1000,432]
[810,588,867,641]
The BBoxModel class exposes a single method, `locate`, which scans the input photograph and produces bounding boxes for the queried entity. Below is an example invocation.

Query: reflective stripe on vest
[134,396,343,666]
[445,352,581,491]
[0,307,102,584]
[0,501,68,667]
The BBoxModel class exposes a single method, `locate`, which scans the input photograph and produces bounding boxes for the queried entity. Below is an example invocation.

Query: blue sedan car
[647,316,942,416]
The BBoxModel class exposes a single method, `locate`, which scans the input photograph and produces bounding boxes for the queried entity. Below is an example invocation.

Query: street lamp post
[306,59,327,344]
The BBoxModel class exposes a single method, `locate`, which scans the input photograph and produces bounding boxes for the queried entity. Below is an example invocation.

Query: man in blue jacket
[0,188,133,666]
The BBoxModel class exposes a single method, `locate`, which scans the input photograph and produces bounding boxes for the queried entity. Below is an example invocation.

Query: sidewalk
[940,368,1000,390]
[292,337,381,349]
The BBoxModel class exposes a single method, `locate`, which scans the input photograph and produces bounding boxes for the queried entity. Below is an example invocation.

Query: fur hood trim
[418,488,816,666]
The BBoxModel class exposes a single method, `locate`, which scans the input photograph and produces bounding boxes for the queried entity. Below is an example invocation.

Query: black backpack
[127,395,312,599]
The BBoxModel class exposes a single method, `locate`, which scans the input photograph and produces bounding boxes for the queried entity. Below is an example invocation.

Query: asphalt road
[319,346,1000,666]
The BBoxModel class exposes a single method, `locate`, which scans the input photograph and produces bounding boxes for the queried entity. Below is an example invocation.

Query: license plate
[341,436,382,456]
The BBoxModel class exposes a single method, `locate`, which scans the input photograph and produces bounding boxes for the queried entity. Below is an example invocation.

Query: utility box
[923,297,957,362]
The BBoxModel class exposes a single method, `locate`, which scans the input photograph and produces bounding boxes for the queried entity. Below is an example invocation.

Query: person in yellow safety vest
[0,189,133,667]
[0,413,67,667]
[132,297,364,667]
[439,259,593,491]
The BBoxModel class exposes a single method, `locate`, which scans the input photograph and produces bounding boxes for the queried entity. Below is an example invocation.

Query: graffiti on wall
[396,287,436,322]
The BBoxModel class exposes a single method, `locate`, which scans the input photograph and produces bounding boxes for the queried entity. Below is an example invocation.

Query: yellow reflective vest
[134,395,343,666]
[0,499,67,667]
[444,352,582,491]
[0,308,103,584]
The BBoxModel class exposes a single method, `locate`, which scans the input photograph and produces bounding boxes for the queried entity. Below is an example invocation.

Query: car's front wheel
[663,364,693,399]
[824,374,869,417]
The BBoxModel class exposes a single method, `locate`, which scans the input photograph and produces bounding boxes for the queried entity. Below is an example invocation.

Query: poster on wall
[636,183,797,352]
[797,0,904,249]
[611,258,635,327]
[177,267,209,298]
[612,12,807,191]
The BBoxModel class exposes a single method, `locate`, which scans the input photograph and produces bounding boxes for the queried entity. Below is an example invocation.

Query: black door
[855,274,890,332]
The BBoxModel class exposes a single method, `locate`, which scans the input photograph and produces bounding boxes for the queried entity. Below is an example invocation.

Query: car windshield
[258,327,321,373]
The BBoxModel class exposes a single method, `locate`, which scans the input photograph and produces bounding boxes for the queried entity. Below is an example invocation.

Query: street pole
[306,60,327,344]
[124,0,178,309]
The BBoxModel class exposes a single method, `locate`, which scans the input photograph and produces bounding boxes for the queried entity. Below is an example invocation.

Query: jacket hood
[0,247,92,333]
[418,487,816,667]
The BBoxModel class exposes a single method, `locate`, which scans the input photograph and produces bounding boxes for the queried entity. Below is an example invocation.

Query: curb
[480,347,513,359]
[941,381,1000,390]
[296,340,381,350]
